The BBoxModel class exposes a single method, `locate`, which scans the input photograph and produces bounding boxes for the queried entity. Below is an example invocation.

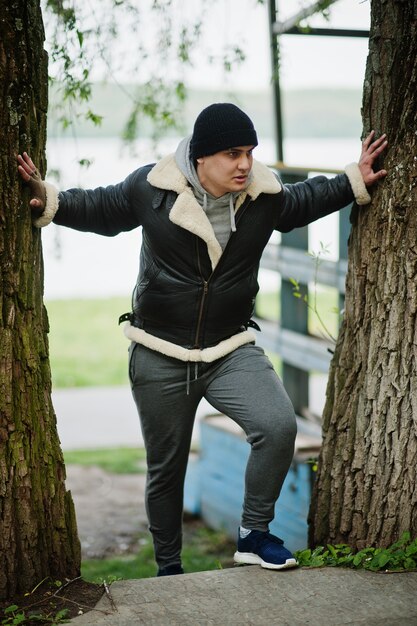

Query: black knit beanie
[190,103,258,160]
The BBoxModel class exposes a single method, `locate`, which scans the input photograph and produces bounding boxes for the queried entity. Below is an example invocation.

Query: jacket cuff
[33,181,59,228]
[344,163,371,206]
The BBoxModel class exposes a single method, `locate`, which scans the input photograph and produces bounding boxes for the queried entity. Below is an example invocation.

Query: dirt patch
[0,578,104,624]
[66,465,148,559]
[1,466,146,624]
[1,465,235,624]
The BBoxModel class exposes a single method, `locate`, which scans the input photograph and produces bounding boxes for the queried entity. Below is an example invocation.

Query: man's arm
[17,152,49,221]
[17,152,146,236]
[275,131,388,231]
[357,130,388,185]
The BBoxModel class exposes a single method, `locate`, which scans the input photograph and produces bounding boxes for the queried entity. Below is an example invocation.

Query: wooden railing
[254,164,352,419]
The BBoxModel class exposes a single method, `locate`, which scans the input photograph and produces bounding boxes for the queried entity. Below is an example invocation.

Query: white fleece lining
[147,154,281,199]
[123,322,256,362]
[344,163,371,206]
[169,188,223,270]
[147,155,281,270]
[244,159,282,199]
[33,182,60,227]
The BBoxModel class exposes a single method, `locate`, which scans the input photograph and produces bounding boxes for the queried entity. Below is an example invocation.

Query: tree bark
[0,0,80,600]
[309,0,417,551]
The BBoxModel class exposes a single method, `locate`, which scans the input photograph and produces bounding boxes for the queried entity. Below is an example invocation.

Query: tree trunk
[309,0,417,551]
[0,0,80,600]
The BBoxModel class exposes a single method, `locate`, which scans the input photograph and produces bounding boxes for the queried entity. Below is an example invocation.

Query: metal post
[338,204,351,321]
[268,0,284,163]
[280,170,309,416]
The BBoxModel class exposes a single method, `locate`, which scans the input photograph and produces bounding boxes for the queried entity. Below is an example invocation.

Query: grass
[46,297,130,388]
[255,290,280,321]
[256,286,340,341]
[64,447,147,474]
[81,524,235,582]
[307,285,340,341]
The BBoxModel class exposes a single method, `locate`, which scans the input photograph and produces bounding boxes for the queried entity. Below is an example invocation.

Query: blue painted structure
[184,413,321,552]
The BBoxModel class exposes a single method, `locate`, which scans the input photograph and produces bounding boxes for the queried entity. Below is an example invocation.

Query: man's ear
[196,157,204,164]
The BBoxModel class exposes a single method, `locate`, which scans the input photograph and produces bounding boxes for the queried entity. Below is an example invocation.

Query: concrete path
[53,386,213,450]
[71,566,417,625]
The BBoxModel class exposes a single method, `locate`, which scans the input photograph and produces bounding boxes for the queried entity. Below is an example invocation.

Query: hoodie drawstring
[230,195,236,233]
[186,362,199,395]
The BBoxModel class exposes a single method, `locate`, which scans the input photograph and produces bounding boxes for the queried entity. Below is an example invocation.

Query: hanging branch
[273,0,339,35]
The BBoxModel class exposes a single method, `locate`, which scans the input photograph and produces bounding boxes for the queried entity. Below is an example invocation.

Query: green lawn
[256,286,340,341]
[81,524,235,582]
[46,297,131,388]
[64,447,147,474]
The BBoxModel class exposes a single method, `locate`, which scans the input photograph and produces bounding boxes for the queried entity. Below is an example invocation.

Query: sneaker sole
[234,551,298,570]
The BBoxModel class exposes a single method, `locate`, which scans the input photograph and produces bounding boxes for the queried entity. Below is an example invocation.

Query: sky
[46,0,371,94]
[181,0,371,91]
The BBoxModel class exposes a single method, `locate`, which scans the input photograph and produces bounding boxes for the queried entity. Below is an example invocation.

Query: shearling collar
[147,154,281,270]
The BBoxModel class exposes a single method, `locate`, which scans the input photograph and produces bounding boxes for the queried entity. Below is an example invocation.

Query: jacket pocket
[135,260,162,301]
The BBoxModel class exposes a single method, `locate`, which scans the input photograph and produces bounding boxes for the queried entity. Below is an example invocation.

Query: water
[43,135,358,299]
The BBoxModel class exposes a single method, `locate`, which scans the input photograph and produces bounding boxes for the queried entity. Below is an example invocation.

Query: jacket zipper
[193,236,211,348]
[193,197,252,348]
[193,279,208,348]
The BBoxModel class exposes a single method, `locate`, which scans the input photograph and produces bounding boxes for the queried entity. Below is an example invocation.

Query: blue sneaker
[234,529,298,570]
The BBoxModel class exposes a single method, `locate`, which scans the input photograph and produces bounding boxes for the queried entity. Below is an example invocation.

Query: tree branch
[273,0,339,35]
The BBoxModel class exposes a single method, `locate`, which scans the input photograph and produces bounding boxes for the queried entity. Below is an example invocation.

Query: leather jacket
[53,154,361,362]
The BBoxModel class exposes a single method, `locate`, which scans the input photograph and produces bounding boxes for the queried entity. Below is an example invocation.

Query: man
[18,103,387,576]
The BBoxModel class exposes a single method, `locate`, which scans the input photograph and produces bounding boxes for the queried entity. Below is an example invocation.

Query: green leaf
[294,548,311,565]
[334,544,351,552]
[376,552,392,568]
[86,110,103,126]
[175,82,186,102]
[353,553,365,567]
[404,557,417,570]
[78,158,93,168]
[327,544,338,558]
[405,543,417,557]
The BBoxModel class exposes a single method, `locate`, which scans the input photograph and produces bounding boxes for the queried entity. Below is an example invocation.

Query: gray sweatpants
[128,342,297,569]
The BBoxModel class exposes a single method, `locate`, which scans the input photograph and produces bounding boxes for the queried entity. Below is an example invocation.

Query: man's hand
[17,152,46,216]
[358,131,388,187]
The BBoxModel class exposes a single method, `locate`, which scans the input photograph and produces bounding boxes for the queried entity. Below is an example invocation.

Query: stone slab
[71,565,417,625]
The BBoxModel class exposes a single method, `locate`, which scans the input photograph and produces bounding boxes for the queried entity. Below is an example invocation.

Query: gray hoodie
[175,136,248,250]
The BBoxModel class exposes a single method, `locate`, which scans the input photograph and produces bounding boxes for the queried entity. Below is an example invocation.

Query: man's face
[196,145,255,198]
